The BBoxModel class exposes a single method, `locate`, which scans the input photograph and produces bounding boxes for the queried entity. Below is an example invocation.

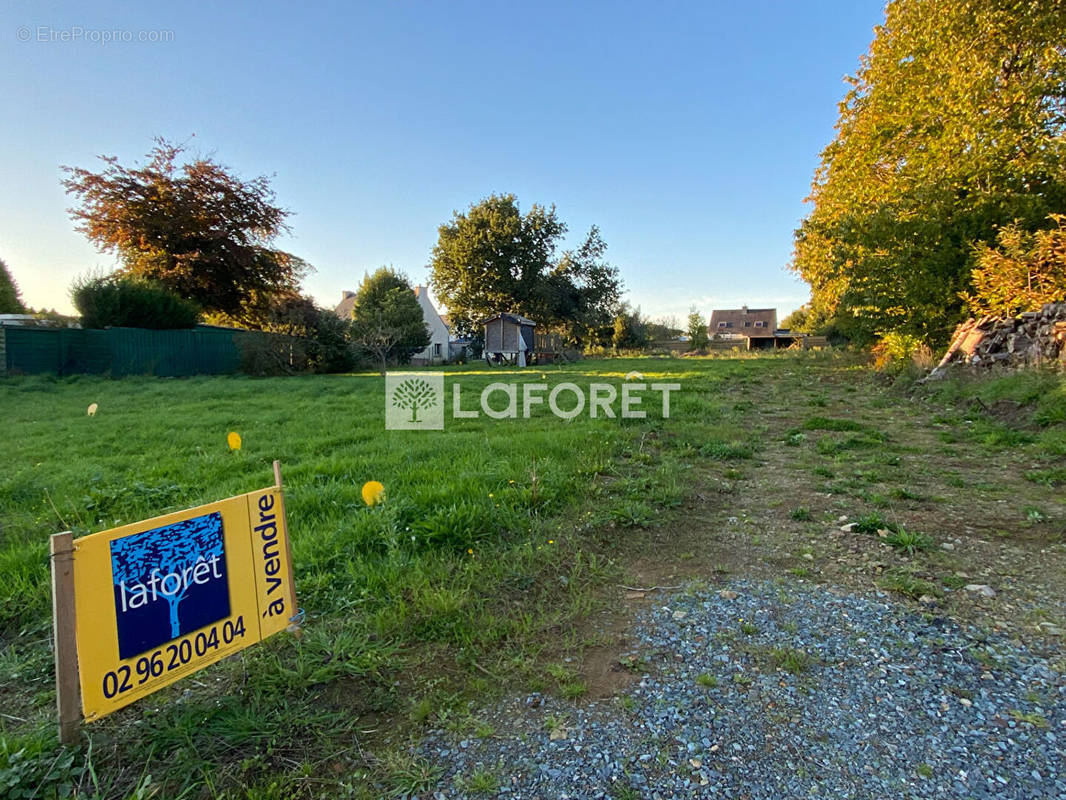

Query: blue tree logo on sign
[109,512,231,659]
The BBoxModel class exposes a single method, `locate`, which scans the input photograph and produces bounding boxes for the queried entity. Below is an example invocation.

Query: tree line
[9,139,686,371]
[791,0,1066,346]
[429,192,690,349]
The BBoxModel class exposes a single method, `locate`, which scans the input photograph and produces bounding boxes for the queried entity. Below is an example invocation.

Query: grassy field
[1,353,1064,798]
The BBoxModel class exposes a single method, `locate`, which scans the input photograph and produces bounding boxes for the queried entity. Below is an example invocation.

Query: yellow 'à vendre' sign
[50,465,298,738]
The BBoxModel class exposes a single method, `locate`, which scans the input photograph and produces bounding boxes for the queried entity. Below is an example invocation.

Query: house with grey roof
[334,285,450,364]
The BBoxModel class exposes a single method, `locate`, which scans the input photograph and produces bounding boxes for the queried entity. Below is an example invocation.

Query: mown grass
[1,354,841,798]
[3,351,1063,797]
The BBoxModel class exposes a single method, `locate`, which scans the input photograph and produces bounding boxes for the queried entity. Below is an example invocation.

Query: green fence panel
[4,327,63,374]
[2,326,259,377]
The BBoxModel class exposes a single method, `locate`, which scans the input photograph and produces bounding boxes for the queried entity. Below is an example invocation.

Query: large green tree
[792,0,1066,344]
[0,258,25,313]
[349,268,431,374]
[429,194,622,343]
[546,225,624,344]
[62,139,310,321]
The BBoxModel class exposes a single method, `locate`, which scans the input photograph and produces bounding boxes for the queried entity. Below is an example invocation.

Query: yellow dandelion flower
[227,431,242,451]
[467,548,474,555]
[361,480,385,506]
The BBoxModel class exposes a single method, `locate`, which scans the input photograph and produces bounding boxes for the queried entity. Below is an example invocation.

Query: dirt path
[579,366,1066,699]
[413,364,1066,798]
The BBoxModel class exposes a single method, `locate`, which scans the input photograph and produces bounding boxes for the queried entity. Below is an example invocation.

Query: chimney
[342,290,355,300]
[741,305,748,314]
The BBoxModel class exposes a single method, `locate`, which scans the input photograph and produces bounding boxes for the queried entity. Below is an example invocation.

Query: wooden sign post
[50,466,299,741]
[50,531,81,746]
[272,461,300,635]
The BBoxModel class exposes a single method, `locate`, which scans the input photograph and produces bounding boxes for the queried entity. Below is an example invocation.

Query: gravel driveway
[417,580,1065,799]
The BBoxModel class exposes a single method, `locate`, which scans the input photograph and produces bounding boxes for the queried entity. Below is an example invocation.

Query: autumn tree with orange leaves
[63,139,310,321]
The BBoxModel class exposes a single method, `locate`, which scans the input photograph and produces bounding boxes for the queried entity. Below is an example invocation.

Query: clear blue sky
[1,0,884,322]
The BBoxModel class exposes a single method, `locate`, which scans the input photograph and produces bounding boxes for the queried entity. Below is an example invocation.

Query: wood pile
[933,302,1066,373]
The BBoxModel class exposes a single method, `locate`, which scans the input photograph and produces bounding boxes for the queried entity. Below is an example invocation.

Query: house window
[744,321,751,327]
[718,322,727,328]
[434,343,441,356]
[754,321,765,328]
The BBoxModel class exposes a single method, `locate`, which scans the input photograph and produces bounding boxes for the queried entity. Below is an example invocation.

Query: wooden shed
[482,313,537,366]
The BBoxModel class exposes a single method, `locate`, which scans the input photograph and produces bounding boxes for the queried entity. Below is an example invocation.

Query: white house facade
[410,285,450,365]
[335,285,451,364]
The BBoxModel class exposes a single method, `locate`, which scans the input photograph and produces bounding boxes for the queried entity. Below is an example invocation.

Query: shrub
[216,294,362,374]
[309,308,359,372]
[71,273,200,329]
[963,215,1066,317]
[871,331,933,373]
[236,331,312,376]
